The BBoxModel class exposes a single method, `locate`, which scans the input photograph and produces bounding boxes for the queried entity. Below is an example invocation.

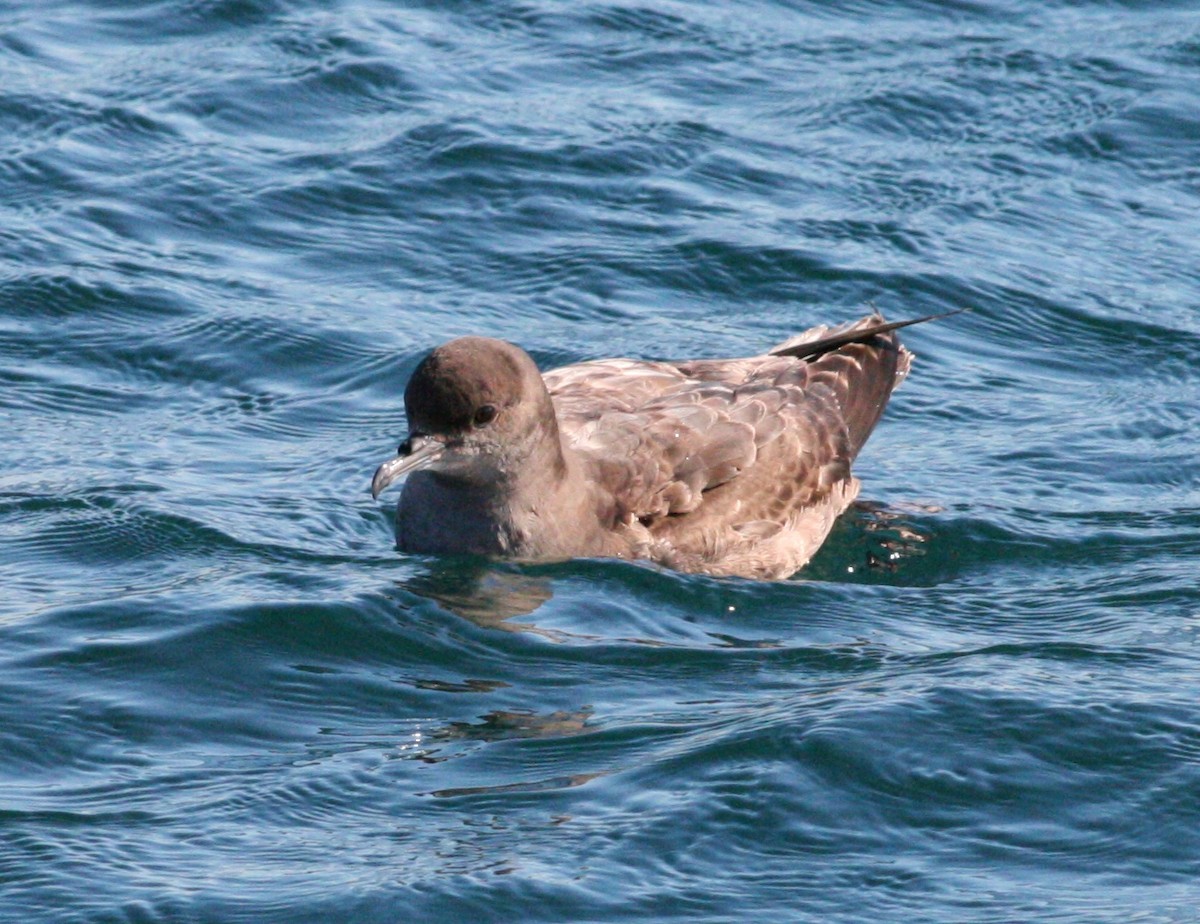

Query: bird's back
[544,314,911,578]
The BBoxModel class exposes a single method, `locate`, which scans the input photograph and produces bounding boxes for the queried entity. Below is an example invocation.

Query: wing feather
[544,313,912,575]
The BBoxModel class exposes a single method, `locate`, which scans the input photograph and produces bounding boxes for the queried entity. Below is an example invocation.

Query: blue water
[3,1,1199,921]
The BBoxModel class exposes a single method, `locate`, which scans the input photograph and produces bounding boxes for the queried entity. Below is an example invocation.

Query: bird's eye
[473,404,497,427]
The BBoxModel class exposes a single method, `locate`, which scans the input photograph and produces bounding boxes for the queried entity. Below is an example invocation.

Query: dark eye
[473,404,497,427]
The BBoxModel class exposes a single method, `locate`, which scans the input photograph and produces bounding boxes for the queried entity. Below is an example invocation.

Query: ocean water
[2,0,1199,921]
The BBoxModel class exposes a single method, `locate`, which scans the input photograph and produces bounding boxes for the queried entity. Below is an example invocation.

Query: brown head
[371,337,563,498]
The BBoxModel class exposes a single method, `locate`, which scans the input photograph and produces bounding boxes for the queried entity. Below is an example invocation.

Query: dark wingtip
[771,308,967,361]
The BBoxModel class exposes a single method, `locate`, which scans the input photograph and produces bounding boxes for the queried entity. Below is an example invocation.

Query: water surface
[2,1,1199,921]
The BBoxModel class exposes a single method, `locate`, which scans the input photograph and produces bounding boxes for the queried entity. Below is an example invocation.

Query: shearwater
[371,311,958,579]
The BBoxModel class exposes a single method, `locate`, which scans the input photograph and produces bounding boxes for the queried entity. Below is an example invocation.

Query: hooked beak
[370,434,444,499]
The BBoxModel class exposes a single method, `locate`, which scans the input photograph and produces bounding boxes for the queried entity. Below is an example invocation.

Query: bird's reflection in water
[424,771,604,800]
[397,560,598,762]
[401,557,556,631]
[399,557,681,648]
[854,499,936,571]
[420,708,601,799]
[801,499,936,581]
[433,707,594,742]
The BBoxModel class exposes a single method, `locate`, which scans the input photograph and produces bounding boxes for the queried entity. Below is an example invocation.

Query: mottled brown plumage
[371,312,947,579]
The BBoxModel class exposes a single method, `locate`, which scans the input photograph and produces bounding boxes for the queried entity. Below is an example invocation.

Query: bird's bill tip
[370,438,443,499]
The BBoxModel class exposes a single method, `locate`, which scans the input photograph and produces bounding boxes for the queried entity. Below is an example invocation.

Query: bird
[371,311,955,580]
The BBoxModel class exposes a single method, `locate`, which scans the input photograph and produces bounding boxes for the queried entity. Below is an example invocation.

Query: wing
[545,314,911,531]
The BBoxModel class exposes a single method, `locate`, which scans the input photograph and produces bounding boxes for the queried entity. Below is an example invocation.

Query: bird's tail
[769,308,964,362]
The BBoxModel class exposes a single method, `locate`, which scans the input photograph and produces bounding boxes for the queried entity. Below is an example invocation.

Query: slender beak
[370,434,444,499]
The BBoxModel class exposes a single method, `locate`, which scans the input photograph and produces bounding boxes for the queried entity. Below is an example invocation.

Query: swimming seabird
[371,311,954,579]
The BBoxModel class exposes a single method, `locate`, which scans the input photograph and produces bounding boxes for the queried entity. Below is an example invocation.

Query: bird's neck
[397,431,617,560]
[497,439,616,559]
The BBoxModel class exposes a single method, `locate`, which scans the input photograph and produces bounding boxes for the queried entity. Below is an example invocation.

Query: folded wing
[546,314,910,535]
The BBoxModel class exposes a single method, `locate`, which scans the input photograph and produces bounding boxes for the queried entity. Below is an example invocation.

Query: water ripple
[3,0,1200,921]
